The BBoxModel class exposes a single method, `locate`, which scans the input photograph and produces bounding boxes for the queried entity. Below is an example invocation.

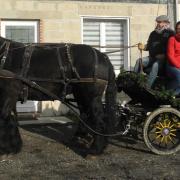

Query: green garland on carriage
[116,70,180,108]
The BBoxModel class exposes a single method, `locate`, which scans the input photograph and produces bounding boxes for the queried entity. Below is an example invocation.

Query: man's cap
[156,15,170,22]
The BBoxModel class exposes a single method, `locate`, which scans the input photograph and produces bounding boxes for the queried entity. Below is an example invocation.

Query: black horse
[0,36,117,155]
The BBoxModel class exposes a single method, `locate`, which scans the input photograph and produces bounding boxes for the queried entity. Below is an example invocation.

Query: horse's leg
[72,86,91,137]
[73,84,107,155]
[0,80,22,154]
[88,95,108,154]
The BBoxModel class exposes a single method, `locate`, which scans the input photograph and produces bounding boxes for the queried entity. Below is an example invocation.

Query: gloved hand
[138,43,145,51]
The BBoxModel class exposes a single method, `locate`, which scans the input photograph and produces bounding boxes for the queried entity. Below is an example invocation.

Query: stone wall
[28,0,169,3]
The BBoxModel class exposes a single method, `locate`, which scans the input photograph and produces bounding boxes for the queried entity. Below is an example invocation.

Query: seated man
[134,15,174,88]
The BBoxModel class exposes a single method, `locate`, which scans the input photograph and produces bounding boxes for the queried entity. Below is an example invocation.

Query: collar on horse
[0,41,10,68]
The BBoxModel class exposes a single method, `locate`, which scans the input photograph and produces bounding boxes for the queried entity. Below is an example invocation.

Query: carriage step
[19,116,73,126]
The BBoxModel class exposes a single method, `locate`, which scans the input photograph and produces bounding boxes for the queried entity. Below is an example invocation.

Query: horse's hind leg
[0,80,22,154]
[88,95,108,154]
[73,84,107,155]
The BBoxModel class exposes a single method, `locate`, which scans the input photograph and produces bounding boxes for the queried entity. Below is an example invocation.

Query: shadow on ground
[20,120,152,157]
[21,121,96,157]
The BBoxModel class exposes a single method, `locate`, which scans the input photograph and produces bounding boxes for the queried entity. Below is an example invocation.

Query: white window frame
[81,16,130,74]
[1,20,38,43]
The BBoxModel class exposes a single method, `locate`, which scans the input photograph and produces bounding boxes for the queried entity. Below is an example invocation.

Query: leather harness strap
[27,77,107,84]
[56,47,67,82]
[65,44,99,82]
[0,41,10,68]
[20,45,34,103]
[20,45,34,77]
[66,44,80,80]
[0,71,108,85]
[92,48,98,82]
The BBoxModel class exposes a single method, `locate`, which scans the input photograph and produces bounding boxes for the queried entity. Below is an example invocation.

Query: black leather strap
[20,45,34,77]
[0,41,10,69]
[20,45,34,103]
[56,47,66,81]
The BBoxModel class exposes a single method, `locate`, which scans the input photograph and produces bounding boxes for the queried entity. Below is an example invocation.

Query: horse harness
[0,41,11,68]
[0,41,108,103]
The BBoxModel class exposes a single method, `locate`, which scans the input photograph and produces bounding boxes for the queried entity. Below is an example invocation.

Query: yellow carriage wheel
[143,107,180,155]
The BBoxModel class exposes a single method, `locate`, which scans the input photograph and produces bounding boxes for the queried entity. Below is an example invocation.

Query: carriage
[116,71,180,155]
[0,36,179,156]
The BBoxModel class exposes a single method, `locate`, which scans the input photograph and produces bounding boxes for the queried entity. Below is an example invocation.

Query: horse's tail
[104,55,117,133]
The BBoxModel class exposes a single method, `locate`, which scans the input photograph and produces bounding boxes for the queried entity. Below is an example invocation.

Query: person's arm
[167,37,180,68]
[145,32,152,51]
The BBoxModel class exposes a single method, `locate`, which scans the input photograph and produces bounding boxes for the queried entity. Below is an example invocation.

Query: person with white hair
[134,15,175,88]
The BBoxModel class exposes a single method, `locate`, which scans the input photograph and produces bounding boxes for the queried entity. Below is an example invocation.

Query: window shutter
[83,19,126,72]
[83,21,100,49]
[106,22,124,71]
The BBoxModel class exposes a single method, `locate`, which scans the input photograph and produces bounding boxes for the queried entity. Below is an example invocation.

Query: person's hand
[138,43,145,51]
[155,54,165,60]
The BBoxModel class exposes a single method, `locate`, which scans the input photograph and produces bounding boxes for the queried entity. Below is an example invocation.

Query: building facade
[0,0,177,116]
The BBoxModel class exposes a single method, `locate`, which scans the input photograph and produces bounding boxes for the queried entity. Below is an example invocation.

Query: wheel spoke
[164,136,168,145]
[163,120,167,127]
[155,126,162,130]
[160,136,165,143]
[159,122,164,128]
[170,129,177,132]
[170,132,176,137]
[167,121,171,127]
[155,131,161,134]
[156,134,162,140]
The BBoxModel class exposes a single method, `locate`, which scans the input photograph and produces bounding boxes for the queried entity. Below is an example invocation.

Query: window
[82,17,130,74]
[1,20,39,43]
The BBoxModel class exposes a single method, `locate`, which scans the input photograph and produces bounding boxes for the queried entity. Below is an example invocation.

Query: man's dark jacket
[146,29,175,58]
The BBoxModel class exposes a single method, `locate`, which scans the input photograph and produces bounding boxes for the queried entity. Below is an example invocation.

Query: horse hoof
[87,147,104,155]
[85,154,98,160]
[0,154,12,162]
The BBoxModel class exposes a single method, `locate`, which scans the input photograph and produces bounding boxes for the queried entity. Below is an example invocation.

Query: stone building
[0,0,178,116]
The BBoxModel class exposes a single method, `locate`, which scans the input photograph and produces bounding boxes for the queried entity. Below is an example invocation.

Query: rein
[93,43,139,54]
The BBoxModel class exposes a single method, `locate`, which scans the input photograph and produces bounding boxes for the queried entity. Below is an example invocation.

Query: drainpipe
[175,0,179,22]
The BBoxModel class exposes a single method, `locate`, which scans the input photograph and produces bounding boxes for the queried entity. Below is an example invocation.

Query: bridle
[0,41,11,68]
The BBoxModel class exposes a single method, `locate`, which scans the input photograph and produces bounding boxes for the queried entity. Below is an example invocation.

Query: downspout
[175,0,179,22]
